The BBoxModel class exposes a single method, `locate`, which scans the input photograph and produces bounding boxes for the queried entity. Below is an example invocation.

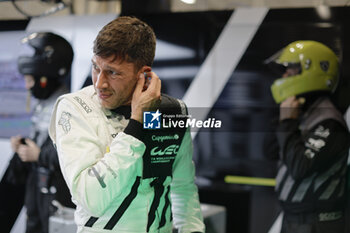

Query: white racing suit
[49,85,205,233]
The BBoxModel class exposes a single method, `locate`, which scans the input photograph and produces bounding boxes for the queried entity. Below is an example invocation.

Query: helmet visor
[265,49,301,77]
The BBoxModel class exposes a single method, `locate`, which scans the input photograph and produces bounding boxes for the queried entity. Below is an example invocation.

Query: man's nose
[95,72,108,89]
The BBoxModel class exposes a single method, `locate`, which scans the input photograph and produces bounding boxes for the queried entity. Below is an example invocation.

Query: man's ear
[137,65,151,76]
[137,66,152,91]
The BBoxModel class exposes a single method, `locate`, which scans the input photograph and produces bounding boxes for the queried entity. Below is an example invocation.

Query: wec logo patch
[150,145,179,156]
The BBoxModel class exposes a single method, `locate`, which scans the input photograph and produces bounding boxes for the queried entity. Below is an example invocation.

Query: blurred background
[1,0,350,232]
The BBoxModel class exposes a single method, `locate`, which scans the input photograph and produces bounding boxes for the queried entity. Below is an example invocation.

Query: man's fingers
[17,146,27,161]
[10,135,21,144]
[145,72,161,97]
[18,154,27,162]
[281,96,299,108]
[153,73,161,95]
[157,78,161,97]
[298,97,306,105]
[25,138,34,146]
[134,73,146,96]
[18,154,26,162]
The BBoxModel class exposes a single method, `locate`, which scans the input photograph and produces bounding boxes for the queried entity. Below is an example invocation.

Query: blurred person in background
[5,32,74,233]
[266,40,350,233]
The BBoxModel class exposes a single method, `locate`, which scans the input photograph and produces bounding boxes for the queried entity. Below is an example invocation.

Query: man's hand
[10,135,22,153]
[17,138,40,162]
[280,96,302,121]
[131,72,161,123]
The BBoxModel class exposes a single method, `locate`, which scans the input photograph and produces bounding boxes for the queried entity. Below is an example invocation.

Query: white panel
[152,66,199,79]
[10,208,26,233]
[0,31,25,61]
[268,212,283,233]
[182,7,268,138]
[0,139,26,233]
[26,14,117,92]
[228,7,268,24]
[345,107,350,130]
[0,138,12,179]
[156,39,196,60]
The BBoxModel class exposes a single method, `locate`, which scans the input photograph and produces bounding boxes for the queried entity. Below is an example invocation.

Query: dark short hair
[93,16,156,71]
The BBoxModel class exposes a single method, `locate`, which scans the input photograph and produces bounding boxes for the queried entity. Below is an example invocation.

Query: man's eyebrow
[90,60,123,74]
[106,65,123,74]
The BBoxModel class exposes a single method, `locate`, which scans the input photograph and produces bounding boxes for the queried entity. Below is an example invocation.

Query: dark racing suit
[7,86,74,233]
[275,96,350,233]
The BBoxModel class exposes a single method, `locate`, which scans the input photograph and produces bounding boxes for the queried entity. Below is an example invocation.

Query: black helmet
[17,32,74,99]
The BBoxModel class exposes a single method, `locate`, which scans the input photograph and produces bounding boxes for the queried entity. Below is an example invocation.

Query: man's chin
[99,100,114,109]
[98,98,129,109]
[103,104,117,110]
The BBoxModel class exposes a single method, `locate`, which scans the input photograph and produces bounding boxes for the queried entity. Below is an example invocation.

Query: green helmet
[269,40,338,103]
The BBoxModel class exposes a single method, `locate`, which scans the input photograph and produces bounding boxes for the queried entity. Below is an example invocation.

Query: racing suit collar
[110,105,131,119]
